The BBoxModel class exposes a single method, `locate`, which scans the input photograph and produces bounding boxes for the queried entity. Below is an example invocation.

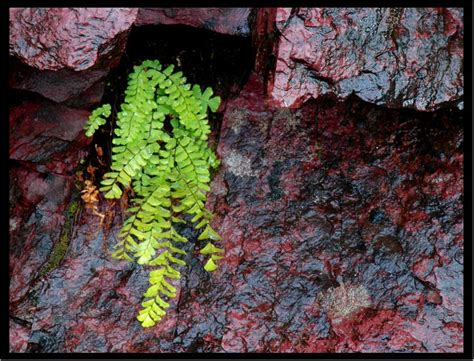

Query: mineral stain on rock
[374,234,404,255]
[316,283,372,325]
[223,150,256,177]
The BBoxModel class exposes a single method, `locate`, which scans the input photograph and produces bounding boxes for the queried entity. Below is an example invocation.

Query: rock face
[9,6,464,354]
[9,59,108,105]
[9,74,464,352]
[135,8,252,36]
[9,8,138,71]
[9,99,91,317]
[270,8,463,111]
[8,7,252,105]
[9,100,91,173]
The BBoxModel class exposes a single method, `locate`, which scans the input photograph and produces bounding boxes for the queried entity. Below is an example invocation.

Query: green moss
[38,195,80,278]
[68,197,79,217]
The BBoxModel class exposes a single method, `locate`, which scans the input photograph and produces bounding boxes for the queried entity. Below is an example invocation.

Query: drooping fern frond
[84,59,224,328]
[84,104,111,137]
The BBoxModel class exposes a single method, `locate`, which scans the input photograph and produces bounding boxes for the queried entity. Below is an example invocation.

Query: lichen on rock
[316,283,372,324]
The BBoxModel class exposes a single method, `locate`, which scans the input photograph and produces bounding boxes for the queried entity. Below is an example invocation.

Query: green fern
[84,59,224,328]
[84,104,111,137]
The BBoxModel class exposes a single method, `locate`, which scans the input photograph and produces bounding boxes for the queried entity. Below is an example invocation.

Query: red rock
[9,164,71,305]
[269,8,463,111]
[8,73,464,352]
[8,9,464,352]
[135,8,252,36]
[252,8,278,89]
[9,58,108,104]
[9,320,30,352]
[9,99,93,312]
[9,8,138,71]
[9,100,91,172]
[64,80,106,109]
[426,289,443,305]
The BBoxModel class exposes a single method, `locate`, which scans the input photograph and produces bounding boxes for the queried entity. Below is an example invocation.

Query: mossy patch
[38,194,80,278]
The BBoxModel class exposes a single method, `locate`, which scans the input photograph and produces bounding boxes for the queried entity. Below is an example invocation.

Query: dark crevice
[89,24,254,178]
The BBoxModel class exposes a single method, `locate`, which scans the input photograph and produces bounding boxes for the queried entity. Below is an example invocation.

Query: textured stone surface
[8,7,253,105]
[9,100,90,170]
[9,100,91,310]
[8,7,464,353]
[135,8,252,36]
[270,8,463,111]
[252,8,278,87]
[9,58,108,105]
[9,74,463,352]
[9,8,138,71]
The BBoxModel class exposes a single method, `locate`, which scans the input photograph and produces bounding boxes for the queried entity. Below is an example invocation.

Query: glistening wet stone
[11,73,462,352]
[268,8,463,111]
[9,8,463,352]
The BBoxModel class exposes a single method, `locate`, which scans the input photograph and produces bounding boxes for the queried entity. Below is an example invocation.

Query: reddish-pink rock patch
[269,8,463,111]
[9,8,138,71]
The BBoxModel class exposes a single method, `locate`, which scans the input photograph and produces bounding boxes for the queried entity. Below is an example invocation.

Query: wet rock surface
[9,99,91,311]
[269,8,463,111]
[9,73,463,352]
[9,8,138,71]
[9,8,137,107]
[9,58,108,106]
[9,7,463,354]
[9,99,90,171]
[135,8,253,36]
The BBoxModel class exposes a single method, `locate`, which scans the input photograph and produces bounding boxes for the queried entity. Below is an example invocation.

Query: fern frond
[84,104,111,137]
[137,261,179,327]
[83,59,224,328]
[100,142,159,199]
